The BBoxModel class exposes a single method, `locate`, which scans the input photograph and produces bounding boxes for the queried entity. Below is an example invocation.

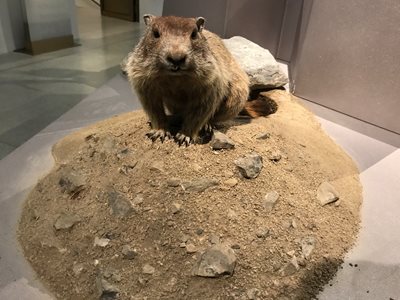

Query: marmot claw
[174,133,193,146]
[146,129,172,143]
[202,123,214,134]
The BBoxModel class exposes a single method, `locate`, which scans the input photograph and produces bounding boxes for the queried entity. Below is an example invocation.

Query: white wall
[139,0,164,23]
[0,0,77,54]
[0,28,7,54]
[68,0,79,40]
[0,0,8,54]
[23,0,72,41]
[0,0,26,54]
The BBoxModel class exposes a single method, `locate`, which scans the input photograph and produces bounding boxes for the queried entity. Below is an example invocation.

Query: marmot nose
[166,54,187,67]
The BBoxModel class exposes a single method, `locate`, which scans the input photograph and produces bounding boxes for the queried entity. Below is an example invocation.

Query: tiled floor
[1,3,400,300]
[0,0,143,160]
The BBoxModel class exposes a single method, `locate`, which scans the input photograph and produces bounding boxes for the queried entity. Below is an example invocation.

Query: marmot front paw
[146,129,172,143]
[201,123,214,135]
[174,133,194,146]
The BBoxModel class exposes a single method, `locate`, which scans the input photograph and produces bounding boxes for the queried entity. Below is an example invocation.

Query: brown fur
[126,15,263,143]
[240,96,278,118]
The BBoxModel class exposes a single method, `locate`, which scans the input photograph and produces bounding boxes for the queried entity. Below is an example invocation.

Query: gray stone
[193,244,237,277]
[122,245,137,260]
[150,161,165,172]
[283,164,294,172]
[138,277,148,285]
[59,169,86,195]
[301,236,316,259]
[224,36,288,90]
[268,151,282,162]
[167,178,180,187]
[317,182,340,206]
[210,131,235,150]
[283,218,297,230]
[142,264,155,275]
[186,243,197,254]
[171,202,182,214]
[298,257,307,267]
[263,191,280,212]
[182,178,219,192]
[119,162,137,175]
[256,228,270,239]
[234,152,263,179]
[209,234,220,245]
[279,256,300,276]
[196,228,204,235]
[101,268,121,282]
[231,244,241,250]
[180,234,190,243]
[108,191,133,217]
[131,194,144,206]
[85,133,100,143]
[96,277,119,300]
[54,213,81,230]
[94,237,110,247]
[255,132,270,140]
[116,148,130,160]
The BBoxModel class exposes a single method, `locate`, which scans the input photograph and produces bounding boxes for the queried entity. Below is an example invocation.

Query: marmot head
[141,15,207,75]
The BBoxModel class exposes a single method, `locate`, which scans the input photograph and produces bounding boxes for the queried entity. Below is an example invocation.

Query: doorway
[100,0,139,22]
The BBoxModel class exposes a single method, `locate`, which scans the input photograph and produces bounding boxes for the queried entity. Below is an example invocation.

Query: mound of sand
[18,90,362,300]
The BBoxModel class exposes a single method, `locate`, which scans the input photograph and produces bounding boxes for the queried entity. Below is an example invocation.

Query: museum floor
[0,0,143,160]
[0,2,399,300]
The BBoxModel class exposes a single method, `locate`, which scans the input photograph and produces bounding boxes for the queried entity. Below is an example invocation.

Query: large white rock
[224,36,288,90]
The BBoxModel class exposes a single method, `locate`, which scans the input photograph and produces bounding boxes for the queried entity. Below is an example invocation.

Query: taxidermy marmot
[126,15,268,145]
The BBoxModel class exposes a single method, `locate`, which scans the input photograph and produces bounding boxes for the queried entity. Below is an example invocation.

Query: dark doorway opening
[100,0,139,22]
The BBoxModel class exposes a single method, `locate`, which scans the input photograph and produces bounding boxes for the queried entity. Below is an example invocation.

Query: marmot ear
[196,17,205,32]
[143,14,155,26]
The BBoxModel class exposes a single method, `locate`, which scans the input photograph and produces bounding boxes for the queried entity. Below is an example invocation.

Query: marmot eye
[153,30,160,38]
[191,30,198,39]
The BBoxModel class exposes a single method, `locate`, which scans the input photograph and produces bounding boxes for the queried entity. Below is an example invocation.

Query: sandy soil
[18,90,362,300]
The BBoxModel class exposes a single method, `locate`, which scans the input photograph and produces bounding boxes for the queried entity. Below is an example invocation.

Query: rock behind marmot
[126,15,268,145]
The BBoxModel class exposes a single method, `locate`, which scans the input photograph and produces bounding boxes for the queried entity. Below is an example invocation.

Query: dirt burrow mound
[18,90,362,300]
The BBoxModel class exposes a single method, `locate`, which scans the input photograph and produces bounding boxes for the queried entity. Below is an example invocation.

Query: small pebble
[255,132,270,140]
[186,243,197,254]
[121,245,137,260]
[317,182,340,206]
[167,178,180,187]
[142,264,155,275]
[180,234,190,243]
[171,202,182,214]
[268,151,282,162]
[256,228,270,239]
[94,237,110,248]
[196,228,204,235]
[231,244,241,250]
[224,178,238,187]
[209,234,220,245]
